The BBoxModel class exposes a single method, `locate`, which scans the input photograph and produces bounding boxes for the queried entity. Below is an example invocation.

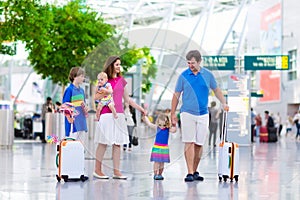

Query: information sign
[244,55,289,70]
[202,56,235,70]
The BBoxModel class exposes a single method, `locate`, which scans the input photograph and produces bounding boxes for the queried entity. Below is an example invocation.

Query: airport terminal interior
[1,129,300,199]
[1,0,300,199]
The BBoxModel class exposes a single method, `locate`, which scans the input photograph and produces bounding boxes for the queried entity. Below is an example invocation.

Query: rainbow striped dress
[150,127,170,163]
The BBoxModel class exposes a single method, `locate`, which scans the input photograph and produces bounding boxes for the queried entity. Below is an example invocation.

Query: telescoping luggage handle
[221,110,228,142]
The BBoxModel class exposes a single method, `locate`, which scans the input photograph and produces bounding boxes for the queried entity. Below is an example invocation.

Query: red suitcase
[260,126,268,142]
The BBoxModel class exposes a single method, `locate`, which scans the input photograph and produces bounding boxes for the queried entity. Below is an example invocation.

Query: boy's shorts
[180,112,209,145]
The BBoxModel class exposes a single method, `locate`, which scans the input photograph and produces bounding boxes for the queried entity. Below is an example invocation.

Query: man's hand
[171,113,177,127]
[222,103,229,111]
[170,126,177,133]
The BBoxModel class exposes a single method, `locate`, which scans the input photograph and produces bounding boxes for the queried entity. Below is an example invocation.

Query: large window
[288,49,297,81]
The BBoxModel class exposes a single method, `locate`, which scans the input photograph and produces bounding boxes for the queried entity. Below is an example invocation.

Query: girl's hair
[155,113,171,128]
[69,67,85,82]
[103,56,121,79]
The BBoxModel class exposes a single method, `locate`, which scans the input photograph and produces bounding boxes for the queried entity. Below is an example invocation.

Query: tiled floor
[1,128,300,200]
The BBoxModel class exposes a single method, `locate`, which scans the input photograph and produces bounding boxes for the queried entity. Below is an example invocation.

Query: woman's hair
[69,67,85,82]
[103,56,121,79]
[155,113,171,128]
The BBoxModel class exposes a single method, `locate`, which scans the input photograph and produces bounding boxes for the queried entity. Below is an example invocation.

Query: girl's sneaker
[153,175,164,180]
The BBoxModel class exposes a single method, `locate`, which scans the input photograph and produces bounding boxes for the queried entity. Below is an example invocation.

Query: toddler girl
[143,113,176,180]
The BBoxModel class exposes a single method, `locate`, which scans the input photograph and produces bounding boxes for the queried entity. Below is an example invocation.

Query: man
[171,50,228,182]
[264,110,274,129]
[264,110,277,142]
[275,112,282,136]
[293,110,300,140]
[251,108,256,142]
[41,97,55,143]
[208,101,219,147]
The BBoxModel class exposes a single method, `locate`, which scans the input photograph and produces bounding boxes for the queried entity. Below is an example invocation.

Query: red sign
[259,71,280,102]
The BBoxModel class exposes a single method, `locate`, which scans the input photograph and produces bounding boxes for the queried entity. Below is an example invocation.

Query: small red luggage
[260,126,268,142]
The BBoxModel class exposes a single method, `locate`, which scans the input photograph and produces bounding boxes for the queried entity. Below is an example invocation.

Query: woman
[93,56,146,179]
[255,113,262,137]
[208,101,219,147]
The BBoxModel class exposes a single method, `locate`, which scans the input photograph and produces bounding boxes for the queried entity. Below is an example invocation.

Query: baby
[95,72,118,120]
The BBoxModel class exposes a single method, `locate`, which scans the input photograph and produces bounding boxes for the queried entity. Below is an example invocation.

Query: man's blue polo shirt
[175,67,217,116]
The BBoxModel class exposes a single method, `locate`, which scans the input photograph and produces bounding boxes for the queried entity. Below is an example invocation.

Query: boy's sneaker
[184,174,194,182]
[193,172,204,181]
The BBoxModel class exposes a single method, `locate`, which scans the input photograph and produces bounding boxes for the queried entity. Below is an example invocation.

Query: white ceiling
[86,0,257,29]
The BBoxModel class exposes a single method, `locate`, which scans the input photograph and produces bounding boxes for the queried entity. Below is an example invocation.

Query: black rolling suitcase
[268,127,278,142]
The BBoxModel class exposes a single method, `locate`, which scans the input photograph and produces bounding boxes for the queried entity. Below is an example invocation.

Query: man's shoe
[193,172,204,181]
[184,174,194,182]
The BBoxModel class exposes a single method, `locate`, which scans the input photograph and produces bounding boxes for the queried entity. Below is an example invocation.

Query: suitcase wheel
[80,175,88,182]
[218,176,222,182]
[62,175,69,182]
[234,175,239,182]
[223,175,229,182]
[56,175,61,182]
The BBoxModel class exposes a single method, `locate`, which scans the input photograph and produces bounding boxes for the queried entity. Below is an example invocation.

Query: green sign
[202,56,235,70]
[251,92,263,97]
[225,92,263,97]
[244,55,289,70]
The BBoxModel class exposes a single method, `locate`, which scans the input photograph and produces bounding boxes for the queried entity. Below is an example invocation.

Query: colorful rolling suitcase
[218,111,239,182]
[56,103,87,182]
[56,138,86,182]
[55,113,87,182]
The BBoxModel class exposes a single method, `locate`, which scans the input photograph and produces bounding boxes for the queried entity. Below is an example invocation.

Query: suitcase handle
[63,137,76,141]
[221,110,228,142]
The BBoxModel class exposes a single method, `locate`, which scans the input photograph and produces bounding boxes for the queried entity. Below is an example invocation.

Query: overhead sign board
[244,55,289,70]
[202,56,235,70]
